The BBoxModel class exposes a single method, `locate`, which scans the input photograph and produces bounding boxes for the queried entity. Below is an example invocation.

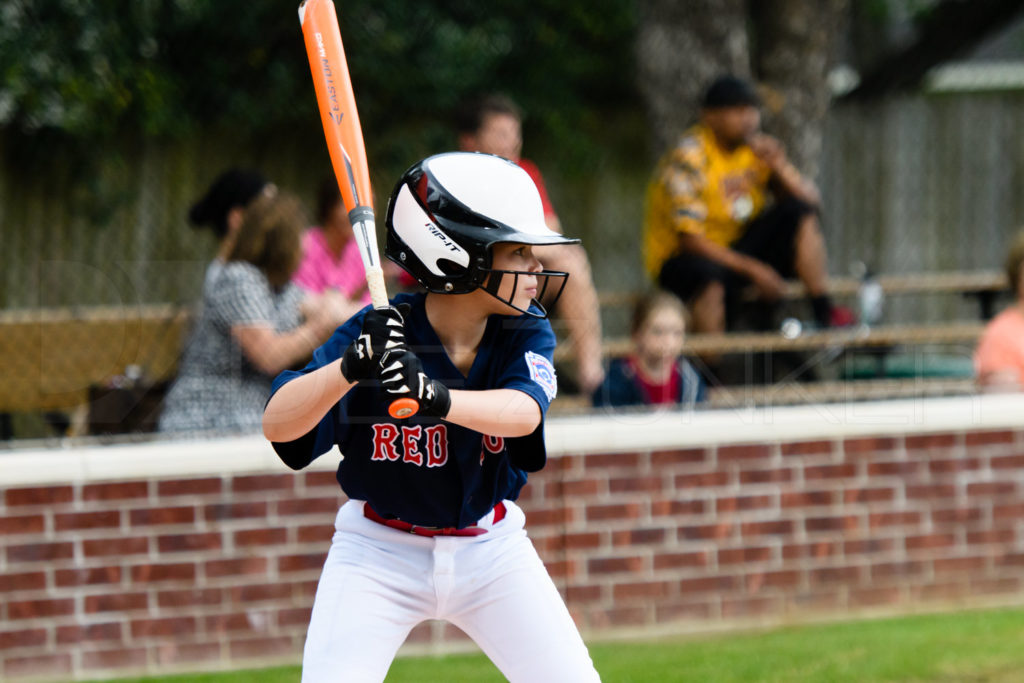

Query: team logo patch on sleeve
[524,351,557,401]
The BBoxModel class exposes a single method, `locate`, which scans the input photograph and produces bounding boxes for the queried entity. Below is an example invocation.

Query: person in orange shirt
[643,75,839,336]
[975,231,1024,390]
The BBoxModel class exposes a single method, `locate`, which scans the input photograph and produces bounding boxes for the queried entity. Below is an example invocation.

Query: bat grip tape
[348,205,374,227]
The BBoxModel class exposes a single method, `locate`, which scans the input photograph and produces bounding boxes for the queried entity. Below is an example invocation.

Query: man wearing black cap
[643,74,842,339]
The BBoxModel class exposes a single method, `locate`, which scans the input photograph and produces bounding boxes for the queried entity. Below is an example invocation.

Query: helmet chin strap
[479,268,570,319]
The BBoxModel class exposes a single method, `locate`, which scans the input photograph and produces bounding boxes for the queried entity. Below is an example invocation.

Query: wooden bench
[772,270,1007,319]
[554,321,984,363]
[0,305,191,414]
[548,376,978,415]
[598,269,1008,318]
[758,269,1004,301]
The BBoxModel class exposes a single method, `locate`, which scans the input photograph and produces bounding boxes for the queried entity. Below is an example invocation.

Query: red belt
[363,501,507,537]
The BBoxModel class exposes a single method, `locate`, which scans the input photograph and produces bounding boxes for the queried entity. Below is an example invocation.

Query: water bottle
[854,262,884,327]
[780,317,803,339]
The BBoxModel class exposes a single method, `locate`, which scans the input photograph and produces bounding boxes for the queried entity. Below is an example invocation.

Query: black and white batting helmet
[384,152,579,317]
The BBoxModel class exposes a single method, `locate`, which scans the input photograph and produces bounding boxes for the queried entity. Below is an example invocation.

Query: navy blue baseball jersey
[269,292,559,529]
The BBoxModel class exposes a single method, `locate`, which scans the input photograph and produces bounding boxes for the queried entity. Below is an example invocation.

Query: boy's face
[464,112,522,162]
[488,242,541,312]
[634,306,685,365]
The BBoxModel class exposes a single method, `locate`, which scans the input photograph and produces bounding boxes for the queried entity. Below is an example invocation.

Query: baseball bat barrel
[298,0,388,310]
[299,0,417,419]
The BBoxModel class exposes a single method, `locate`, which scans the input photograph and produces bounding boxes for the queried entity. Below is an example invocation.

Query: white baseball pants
[300,499,601,683]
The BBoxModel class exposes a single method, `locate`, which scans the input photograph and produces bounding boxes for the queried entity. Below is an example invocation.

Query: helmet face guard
[479,266,571,318]
[384,152,580,318]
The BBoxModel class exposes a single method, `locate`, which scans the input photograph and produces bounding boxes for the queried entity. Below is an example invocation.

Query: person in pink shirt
[293,178,372,319]
[975,231,1024,391]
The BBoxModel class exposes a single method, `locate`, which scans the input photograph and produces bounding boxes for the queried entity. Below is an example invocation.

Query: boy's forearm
[444,389,541,438]
[262,360,352,442]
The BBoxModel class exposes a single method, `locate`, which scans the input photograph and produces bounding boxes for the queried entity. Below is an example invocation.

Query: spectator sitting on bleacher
[592,291,706,409]
[643,75,847,335]
[974,230,1024,391]
[159,189,349,435]
[291,177,372,316]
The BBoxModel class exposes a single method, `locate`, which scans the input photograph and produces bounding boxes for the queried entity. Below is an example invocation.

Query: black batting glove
[378,349,452,419]
[340,304,410,384]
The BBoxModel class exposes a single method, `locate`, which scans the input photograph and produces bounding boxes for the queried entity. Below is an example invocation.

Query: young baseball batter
[263,152,601,682]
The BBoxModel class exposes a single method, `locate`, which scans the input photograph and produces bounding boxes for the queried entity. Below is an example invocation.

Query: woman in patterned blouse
[160,189,349,434]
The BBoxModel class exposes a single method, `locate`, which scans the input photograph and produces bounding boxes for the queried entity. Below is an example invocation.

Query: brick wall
[524,427,1024,631]
[2,396,1024,681]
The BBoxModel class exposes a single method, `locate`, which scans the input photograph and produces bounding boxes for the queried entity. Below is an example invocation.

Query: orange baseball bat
[299,0,418,420]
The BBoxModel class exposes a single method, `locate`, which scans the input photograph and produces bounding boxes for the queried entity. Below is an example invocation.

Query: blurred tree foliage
[0,0,639,176]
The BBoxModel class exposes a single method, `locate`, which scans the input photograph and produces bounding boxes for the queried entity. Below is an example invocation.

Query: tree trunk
[635,0,848,180]
[752,0,849,181]
[635,0,750,156]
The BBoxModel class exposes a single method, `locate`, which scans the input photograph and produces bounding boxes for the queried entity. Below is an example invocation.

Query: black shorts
[657,198,814,303]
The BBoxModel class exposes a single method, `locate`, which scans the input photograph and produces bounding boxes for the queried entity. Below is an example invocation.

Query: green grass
[85,606,1024,682]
